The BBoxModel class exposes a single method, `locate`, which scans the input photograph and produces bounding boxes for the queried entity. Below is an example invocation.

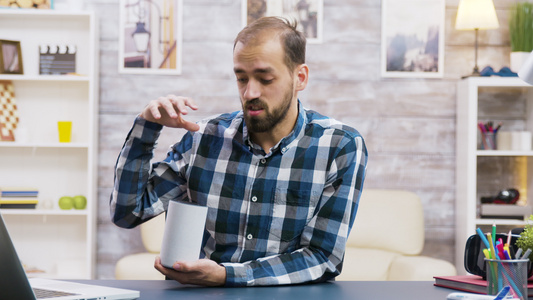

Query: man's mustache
[245,98,267,109]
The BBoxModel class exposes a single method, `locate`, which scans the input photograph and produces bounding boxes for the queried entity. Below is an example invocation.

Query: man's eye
[261,79,273,84]
[236,78,248,83]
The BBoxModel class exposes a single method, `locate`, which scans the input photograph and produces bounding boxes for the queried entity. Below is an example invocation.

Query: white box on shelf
[480,204,532,219]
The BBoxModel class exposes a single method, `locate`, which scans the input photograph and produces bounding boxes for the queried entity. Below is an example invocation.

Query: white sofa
[115,189,456,280]
[336,189,456,281]
[115,213,165,280]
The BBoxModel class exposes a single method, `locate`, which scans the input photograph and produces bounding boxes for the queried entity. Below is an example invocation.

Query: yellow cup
[57,121,72,143]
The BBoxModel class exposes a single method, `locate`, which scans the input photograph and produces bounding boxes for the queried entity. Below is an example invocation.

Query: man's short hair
[234,16,306,72]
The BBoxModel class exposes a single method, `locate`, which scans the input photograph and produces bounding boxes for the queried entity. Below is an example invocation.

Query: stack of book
[0,188,39,209]
[434,275,533,297]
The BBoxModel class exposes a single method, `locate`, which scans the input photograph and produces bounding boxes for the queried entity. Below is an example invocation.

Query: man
[110,16,367,287]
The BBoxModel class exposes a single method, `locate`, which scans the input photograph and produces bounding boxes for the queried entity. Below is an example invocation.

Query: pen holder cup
[479,132,497,150]
[485,258,528,299]
[464,233,533,278]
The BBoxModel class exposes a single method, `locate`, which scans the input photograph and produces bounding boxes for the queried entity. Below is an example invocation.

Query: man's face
[233,36,297,133]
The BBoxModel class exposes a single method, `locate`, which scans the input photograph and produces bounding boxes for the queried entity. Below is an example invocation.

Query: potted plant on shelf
[509,1,533,73]
[516,215,533,261]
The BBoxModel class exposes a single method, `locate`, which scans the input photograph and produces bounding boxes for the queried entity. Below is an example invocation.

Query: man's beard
[243,83,294,133]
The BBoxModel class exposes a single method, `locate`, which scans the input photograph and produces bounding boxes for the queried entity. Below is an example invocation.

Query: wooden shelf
[0,9,98,279]
[0,209,89,216]
[0,74,90,82]
[0,142,89,148]
[475,219,527,226]
[477,150,533,156]
[455,77,533,275]
[462,77,531,87]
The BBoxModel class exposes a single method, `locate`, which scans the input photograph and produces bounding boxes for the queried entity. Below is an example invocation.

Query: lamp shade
[132,22,151,53]
[518,50,533,85]
[455,0,499,30]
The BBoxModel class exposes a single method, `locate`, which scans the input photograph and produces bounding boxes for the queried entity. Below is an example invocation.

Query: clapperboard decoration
[0,80,19,141]
[39,44,76,75]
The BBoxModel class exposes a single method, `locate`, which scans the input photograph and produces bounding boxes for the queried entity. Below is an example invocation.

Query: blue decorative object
[480,66,518,77]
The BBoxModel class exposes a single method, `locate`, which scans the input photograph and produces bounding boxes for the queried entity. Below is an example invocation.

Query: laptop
[0,212,140,300]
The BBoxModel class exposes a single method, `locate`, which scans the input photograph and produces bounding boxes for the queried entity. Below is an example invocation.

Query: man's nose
[243,80,261,100]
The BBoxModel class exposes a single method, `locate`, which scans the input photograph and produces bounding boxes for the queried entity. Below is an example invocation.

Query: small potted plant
[509,1,533,73]
[516,215,533,261]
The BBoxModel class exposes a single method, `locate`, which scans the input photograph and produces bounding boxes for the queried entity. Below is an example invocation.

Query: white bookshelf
[0,9,98,279]
[456,77,533,274]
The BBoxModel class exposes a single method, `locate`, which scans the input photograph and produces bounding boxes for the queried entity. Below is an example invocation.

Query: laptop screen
[0,212,39,299]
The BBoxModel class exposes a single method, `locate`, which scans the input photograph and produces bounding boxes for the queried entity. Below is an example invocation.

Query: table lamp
[455,0,499,77]
[519,50,533,85]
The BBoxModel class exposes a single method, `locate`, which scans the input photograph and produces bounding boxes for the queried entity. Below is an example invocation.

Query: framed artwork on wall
[119,0,183,75]
[0,40,23,75]
[381,0,445,78]
[242,0,323,44]
[0,0,52,9]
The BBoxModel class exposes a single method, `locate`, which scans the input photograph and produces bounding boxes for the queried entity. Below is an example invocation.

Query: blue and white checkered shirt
[110,101,367,286]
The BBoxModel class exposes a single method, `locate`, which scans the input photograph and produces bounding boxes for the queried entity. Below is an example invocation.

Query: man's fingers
[154,258,225,286]
[154,257,169,274]
[180,119,200,132]
[183,97,198,111]
[167,95,197,115]
[141,95,200,130]
[155,96,178,118]
[172,260,193,272]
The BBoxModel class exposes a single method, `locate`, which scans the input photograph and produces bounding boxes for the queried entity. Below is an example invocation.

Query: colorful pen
[483,248,491,259]
[476,228,491,250]
[492,223,496,248]
[488,233,497,259]
[506,229,512,248]
[496,243,505,260]
[515,249,523,261]
[521,248,532,260]
[503,249,512,260]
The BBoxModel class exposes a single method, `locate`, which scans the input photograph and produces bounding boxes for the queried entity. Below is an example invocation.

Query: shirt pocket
[268,188,317,242]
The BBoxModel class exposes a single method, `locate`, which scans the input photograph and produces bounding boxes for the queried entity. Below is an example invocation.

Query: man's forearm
[110,117,164,228]
[221,245,339,286]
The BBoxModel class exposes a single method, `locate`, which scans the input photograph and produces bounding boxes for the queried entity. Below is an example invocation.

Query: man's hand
[154,256,227,286]
[140,95,200,132]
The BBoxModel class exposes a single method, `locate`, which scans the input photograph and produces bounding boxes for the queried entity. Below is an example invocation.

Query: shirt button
[260,158,266,164]
[247,234,253,240]
[251,196,257,202]
[282,147,287,153]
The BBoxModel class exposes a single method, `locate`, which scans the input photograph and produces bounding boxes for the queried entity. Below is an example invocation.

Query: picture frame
[242,0,323,44]
[0,0,53,9]
[118,0,183,75]
[381,0,445,78]
[0,40,23,75]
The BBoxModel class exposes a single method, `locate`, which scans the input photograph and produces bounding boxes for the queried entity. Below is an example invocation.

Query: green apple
[58,196,74,210]
[73,195,87,210]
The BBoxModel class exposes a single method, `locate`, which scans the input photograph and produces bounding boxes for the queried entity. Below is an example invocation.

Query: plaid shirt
[110,101,367,286]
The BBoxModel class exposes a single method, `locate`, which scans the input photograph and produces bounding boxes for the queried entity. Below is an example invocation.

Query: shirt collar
[242,100,307,156]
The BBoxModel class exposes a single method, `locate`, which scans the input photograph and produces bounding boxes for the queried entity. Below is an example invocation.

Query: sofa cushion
[115,252,164,280]
[387,255,457,281]
[336,248,400,281]
[140,213,166,253]
[347,189,424,255]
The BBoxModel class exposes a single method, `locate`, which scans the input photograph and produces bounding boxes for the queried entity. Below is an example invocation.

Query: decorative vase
[510,51,531,73]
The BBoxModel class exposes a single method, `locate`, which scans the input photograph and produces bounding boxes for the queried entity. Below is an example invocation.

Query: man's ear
[295,64,309,91]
